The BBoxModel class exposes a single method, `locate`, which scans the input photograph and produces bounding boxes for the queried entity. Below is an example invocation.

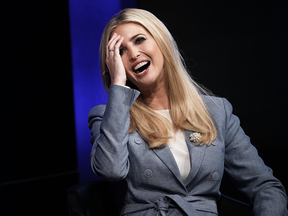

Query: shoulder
[88,104,106,122]
[200,95,236,130]
[200,95,223,107]
[200,95,232,115]
[89,104,106,115]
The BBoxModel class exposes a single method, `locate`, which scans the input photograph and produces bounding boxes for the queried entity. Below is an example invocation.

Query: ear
[105,64,109,73]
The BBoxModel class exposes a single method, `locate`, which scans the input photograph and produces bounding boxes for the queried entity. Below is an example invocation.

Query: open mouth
[134,61,150,74]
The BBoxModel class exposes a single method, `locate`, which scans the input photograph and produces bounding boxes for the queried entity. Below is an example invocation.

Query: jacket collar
[152,130,207,188]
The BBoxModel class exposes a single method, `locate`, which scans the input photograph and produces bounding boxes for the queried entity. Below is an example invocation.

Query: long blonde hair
[100,8,217,148]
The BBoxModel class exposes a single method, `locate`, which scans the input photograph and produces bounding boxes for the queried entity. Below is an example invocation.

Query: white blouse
[155,110,191,181]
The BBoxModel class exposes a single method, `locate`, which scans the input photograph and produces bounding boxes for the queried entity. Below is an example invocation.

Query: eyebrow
[130,33,146,41]
[119,33,146,49]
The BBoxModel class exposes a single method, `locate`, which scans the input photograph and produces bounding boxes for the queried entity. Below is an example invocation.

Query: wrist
[111,77,127,86]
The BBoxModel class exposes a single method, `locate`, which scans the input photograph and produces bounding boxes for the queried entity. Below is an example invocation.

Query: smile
[133,61,150,74]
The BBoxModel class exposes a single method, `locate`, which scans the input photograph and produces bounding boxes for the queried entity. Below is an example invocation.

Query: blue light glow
[69,0,135,182]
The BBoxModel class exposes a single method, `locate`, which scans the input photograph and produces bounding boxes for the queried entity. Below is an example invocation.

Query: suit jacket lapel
[184,130,207,185]
[152,130,207,187]
[152,146,184,185]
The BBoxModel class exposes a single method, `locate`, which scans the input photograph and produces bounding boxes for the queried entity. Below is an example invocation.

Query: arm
[88,85,140,181]
[222,98,288,216]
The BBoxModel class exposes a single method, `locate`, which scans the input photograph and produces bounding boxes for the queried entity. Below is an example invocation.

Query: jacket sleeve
[222,98,288,216]
[88,85,140,181]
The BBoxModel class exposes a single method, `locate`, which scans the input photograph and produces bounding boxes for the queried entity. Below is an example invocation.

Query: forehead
[112,23,149,37]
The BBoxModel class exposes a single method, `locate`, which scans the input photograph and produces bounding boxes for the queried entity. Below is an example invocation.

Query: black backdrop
[0,1,78,215]
[137,0,288,202]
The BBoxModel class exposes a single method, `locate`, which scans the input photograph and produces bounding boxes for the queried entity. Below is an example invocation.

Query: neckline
[154,109,169,112]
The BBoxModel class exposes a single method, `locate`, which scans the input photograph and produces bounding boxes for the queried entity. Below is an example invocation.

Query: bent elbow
[91,159,129,181]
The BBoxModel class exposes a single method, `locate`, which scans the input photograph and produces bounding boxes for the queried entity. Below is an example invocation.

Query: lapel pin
[189,132,202,143]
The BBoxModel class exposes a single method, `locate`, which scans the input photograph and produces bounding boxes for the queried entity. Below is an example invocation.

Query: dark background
[1,1,78,215]
[1,0,287,215]
[137,0,288,202]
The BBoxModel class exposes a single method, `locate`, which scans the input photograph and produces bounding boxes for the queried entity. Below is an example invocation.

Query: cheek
[150,44,164,65]
[122,59,134,78]
[148,43,159,54]
[154,50,164,68]
[121,56,129,71]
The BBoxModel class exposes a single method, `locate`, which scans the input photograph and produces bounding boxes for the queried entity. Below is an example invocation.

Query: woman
[89,8,287,215]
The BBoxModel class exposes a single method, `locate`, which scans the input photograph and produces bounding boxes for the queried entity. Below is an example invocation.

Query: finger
[107,34,121,56]
[107,33,117,48]
[106,33,118,56]
[114,36,124,56]
[107,37,122,58]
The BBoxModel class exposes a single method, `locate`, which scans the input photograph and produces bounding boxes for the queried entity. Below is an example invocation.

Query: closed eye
[119,48,126,56]
[119,36,146,56]
[135,37,146,45]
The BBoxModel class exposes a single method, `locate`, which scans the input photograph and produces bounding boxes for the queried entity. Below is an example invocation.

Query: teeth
[134,61,148,71]
[137,69,146,74]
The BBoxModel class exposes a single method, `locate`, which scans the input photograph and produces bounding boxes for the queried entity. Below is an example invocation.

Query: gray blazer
[89,85,287,216]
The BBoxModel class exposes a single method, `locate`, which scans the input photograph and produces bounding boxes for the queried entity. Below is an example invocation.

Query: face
[113,23,165,91]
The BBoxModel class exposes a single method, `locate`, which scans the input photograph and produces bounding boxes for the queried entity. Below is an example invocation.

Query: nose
[128,46,140,61]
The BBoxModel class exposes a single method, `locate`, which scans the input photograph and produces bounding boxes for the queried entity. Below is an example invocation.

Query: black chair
[67,179,253,216]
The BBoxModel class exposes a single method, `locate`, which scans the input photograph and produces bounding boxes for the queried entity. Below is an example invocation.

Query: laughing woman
[88,8,287,216]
